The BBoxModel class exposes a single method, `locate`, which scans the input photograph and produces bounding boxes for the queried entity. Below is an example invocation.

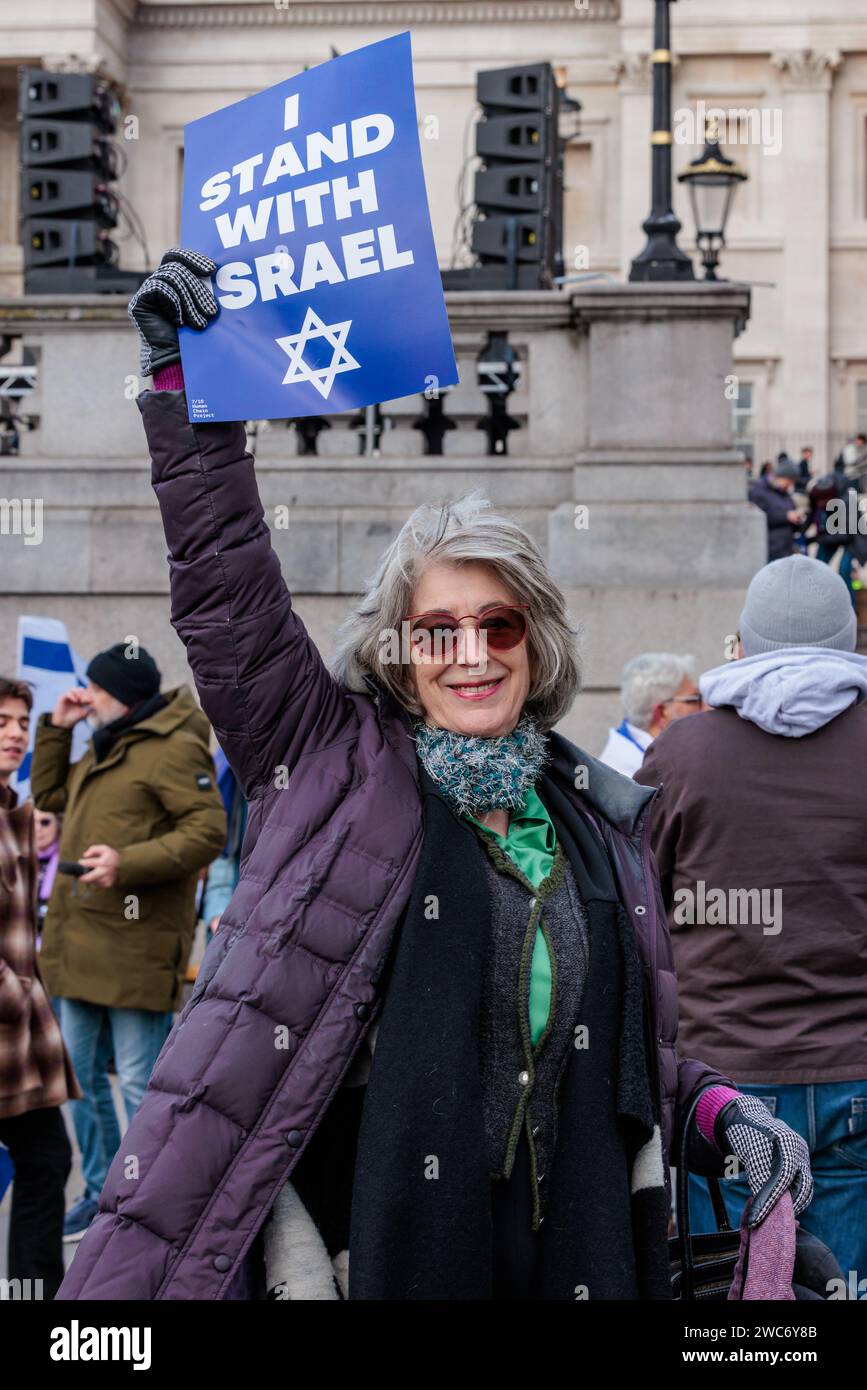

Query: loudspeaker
[18,67,134,295]
[458,63,565,290]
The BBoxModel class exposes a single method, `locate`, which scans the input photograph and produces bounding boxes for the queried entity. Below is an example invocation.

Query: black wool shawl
[347,771,672,1300]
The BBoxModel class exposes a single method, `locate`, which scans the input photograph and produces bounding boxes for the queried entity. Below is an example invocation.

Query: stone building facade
[0,0,859,753]
[3,0,867,462]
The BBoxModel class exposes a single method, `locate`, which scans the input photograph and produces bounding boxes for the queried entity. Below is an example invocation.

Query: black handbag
[669,1090,741,1300]
[669,1091,845,1301]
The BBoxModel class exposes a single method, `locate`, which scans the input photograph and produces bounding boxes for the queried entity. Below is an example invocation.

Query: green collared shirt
[468,785,557,1045]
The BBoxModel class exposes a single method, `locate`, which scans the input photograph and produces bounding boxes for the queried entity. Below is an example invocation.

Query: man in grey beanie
[636,555,867,1276]
[739,551,857,656]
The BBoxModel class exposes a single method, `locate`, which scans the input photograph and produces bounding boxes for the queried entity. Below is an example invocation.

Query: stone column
[769,50,841,460]
[547,282,766,749]
[611,55,652,278]
[0,77,21,296]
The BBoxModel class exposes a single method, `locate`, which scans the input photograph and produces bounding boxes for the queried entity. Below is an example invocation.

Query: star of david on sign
[275,307,361,400]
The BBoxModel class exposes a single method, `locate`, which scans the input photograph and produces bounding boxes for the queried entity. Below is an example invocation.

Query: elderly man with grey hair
[599,652,702,777]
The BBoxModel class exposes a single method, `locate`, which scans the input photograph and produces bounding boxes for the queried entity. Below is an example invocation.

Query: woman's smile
[445,676,506,701]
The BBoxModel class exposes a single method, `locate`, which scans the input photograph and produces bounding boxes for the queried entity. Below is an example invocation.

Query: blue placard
[179,32,458,423]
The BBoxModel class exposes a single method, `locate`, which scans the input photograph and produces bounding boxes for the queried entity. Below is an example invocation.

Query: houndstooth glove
[128,247,218,377]
[717,1094,813,1228]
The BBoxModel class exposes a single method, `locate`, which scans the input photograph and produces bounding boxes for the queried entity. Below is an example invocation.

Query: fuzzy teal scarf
[412,715,549,816]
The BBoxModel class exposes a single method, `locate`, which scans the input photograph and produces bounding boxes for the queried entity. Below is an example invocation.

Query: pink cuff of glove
[696,1085,740,1153]
[153,362,185,391]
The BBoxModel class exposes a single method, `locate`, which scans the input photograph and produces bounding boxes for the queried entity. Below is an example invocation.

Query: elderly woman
[59,250,811,1302]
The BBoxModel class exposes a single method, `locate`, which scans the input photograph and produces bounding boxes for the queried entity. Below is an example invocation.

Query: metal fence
[738,432,856,475]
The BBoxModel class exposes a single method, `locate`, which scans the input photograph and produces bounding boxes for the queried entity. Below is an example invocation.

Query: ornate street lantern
[678,125,748,280]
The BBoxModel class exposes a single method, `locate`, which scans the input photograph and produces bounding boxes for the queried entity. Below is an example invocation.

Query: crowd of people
[748,437,867,588]
[0,245,864,1303]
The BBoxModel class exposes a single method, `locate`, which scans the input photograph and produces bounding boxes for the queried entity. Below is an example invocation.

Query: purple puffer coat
[58,389,728,1300]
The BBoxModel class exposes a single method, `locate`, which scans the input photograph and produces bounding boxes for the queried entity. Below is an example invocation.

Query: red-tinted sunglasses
[405,604,530,661]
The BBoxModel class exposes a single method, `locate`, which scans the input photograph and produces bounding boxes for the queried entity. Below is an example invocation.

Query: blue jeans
[688,1081,867,1282]
[60,999,173,1202]
[52,996,120,1198]
[816,542,855,604]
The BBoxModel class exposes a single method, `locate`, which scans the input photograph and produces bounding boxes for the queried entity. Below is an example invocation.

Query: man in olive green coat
[31,641,226,1241]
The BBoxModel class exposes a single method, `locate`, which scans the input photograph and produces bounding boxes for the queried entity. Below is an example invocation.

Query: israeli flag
[0,1142,12,1204]
[14,616,88,800]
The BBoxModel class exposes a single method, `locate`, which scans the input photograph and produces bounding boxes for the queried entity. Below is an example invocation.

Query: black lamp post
[629,0,694,282]
[677,127,747,281]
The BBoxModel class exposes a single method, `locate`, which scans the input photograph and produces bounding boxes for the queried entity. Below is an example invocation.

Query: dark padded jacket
[58,389,728,1299]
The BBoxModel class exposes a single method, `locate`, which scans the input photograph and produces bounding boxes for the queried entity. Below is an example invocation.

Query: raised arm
[131,249,355,797]
[30,715,73,814]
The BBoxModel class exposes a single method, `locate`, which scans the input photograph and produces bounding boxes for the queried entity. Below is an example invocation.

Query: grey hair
[331,491,581,730]
[620,652,697,731]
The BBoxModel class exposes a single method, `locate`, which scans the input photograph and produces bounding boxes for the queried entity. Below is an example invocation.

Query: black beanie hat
[86,643,161,707]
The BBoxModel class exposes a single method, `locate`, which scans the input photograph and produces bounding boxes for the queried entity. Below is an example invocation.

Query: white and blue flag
[14,615,88,800]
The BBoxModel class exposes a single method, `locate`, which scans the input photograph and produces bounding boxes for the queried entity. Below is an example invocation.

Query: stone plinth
[0,283,764,757]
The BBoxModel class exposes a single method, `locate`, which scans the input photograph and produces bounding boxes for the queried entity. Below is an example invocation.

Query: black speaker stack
[442,62,569,292]
[19,68,146,295]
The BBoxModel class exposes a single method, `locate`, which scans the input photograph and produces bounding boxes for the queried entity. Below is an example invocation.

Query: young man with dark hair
[0,676,81,1298]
